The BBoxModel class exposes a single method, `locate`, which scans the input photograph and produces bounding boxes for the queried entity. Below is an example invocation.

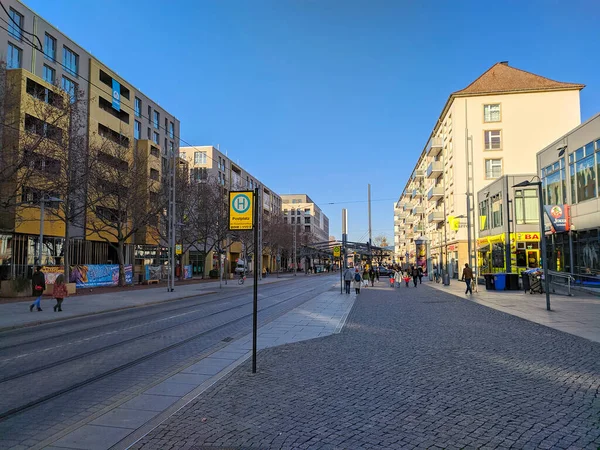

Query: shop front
[477,232,540,274]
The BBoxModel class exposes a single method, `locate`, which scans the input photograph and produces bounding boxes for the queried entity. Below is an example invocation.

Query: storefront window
[543,159,567,205]
[575,229,600,275]
[576,154,596,202]
[515,189,539,224]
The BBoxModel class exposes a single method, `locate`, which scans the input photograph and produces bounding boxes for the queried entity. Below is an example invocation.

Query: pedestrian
[375,268,380,282]
[411,265,419,287]
[362,268,369,288]
[389,272,395,288]
[369,268,375,286]
[353,269,362,294]
[417,266,423,284]
[461,263,474,295]
[343,267,353,294]
[30,266,46,312]
[403,274,411,287]
[394,269,402,288]
[52,274,68,312]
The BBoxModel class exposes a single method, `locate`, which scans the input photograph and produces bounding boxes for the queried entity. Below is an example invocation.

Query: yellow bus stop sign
[229,191,254,230]
[333,246,341,258]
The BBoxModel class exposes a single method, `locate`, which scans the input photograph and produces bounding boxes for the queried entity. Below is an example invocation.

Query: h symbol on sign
[235,197,248,211]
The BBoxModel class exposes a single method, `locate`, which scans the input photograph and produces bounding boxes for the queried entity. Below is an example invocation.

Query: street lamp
[512,178,550,311]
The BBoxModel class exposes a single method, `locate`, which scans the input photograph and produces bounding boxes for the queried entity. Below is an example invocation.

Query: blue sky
[25,0,600,243]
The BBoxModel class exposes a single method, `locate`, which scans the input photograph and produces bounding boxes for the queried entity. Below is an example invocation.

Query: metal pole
[537,183,551,311]
[252,187,259,373]
[170,147,176,292]
[38,198,45,266]
[568,229,575,274]
[293,222,297,276]
[368,184,372,246]
[505,176,512,274]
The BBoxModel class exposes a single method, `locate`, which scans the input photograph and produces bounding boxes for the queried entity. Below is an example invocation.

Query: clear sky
[25,0,600,243]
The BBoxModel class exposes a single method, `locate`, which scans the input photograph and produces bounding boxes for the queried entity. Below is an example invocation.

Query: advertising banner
[544,205,570,233]
[415,242,427,275]
[41,266,64,284]
[112,79,121,111]
[145,265,163,281]
[184,265,192,279]
[69,264,132,287]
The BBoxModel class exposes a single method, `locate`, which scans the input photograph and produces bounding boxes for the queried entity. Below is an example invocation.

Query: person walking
[417,266,423,284]
[30,266,46,312]
[343,267,353,294]
[362,268,369,288]
[369,268,375,286]
[411,265,419,287]
[52,274,68,312]
[375,267,380,282]
[394,269,402,288]
[353,268,362,294]
[461,263,474,295]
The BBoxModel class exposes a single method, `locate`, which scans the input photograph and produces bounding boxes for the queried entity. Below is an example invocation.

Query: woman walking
[394,269,402,288]
[29,266,46,312]
[362,268,369,288]
[353,269,362,294]
[52,274,68,312]
[411,265,419,287]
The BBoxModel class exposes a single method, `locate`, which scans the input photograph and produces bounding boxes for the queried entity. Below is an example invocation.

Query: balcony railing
[426,160,443,179]
[427,186,444,200]
[426,136,443,157]
[412,206,424,215]
[428,210,444,223]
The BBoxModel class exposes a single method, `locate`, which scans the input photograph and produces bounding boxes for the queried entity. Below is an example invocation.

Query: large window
[484,104,501,123]
[169,121,174,138]
[515,189,538,224]
[485,159,502,179]
[61,76,76,103]
[7,43,22,69]
[152,131,159,144]
[479,199,489,231]
[153,111,160,129]
[194,151,207,165]
[8,8,23,40]
[44,33,56,61]
[63,46,79,77]
[490,193,503,228]
[43,64,55,83]
[543,160,566,205]
[484,130,502,150]
[569,143,597,203]
[134,120,141,140]
[134,97,141,117]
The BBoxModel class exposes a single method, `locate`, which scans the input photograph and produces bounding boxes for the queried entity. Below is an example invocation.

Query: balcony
[394,217,404,226]
[414,224,425,234]
[413,169,425,179]
[428,210,444,223]
[412,206,424,215]
[397,211,408,219]
[426,136,443,157]
[411,189,422,199]
[405,216,417,224]
[426,160,443,179]
[427,186,444,201]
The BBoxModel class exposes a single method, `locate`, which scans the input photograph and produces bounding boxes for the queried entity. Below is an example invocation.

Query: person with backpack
[343,267,354,294]
[411,265,419,287]
[417,266,423,284]
[353,268,362,294]
[29,266,46,312]
[52,274,68,312]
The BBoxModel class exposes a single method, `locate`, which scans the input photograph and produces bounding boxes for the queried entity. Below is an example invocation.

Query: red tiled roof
[452,62,585,96]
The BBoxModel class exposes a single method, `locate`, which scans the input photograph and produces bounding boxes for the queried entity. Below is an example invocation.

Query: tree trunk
[63,220,70,283]
[117,241,126,286]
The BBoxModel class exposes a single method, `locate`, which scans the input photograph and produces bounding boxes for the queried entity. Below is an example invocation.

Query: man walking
[461,263,474,295]
[343,267,353,294]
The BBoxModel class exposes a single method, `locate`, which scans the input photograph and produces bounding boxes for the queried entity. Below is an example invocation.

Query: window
[169,142,174,155]
[63,47,79,77]
[8,8,23,40]
[26,78,62,107]
[169,122,174,138]
[24,115,63,144]
[134,97,141,117]
[147,106,151,123]
[191,167,208,182]
[150,146,160,157]
[291,217,295,224]
[134,120,141,140]
[149,168,160,181]
[515,189,539,225]
[7,43,22,69]
[485,159,502,179]
[543,160,567,205]
[164,138,168,152]
[484,130,502,150]
[304,217,310,224]
[61,76,76,103]
[484,104,501,122]
[479,200,489,231]
[153,111,159,129]
[147,127,151,139]
[152,131,159,144]
[490,193,503,228]
[569,143,597,203]
[98,124,130,148]
[305,226,311,232]
[44,33,56,61]
[43,64,55,83]
[194,151,207,165]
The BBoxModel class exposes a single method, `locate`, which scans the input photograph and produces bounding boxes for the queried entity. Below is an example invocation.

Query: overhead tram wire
[0,1,43,51]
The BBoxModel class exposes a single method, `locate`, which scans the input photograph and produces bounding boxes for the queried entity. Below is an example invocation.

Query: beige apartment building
[179,145,282,276]
[281,194,330,243]
[394,62,583,278]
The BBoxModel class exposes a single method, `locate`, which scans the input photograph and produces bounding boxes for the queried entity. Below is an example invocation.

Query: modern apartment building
[281,194,330,244]
[537,113,600,276]
[0,0,180,278]
[394,62,583,278]
[179,145,283,275]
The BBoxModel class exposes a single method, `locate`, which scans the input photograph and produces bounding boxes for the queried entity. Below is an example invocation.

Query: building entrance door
[527,250,539,268]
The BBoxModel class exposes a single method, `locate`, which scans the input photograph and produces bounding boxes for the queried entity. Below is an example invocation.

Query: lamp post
[513,179,550,311]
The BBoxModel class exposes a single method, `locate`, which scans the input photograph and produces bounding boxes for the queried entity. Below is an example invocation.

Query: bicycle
[238,274,247,285]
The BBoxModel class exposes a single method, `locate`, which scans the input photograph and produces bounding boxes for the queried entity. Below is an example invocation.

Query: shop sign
[544,205,570,233]
[515,233,540,241]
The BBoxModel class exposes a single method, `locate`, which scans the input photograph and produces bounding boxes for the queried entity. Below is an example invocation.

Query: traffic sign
[229,191,254,230]
[333,246,341,257]
[175,244,182,255]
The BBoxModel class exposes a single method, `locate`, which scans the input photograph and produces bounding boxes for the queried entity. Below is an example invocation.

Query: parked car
[377,266,393,276]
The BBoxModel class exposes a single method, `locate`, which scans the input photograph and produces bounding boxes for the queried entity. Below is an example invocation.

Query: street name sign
[229,191,254,230]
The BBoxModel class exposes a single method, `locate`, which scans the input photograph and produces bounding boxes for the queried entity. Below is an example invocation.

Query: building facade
[280,194,330,243]
[179,145,283,276]
[476,174,542,274]
[537,113,600,276]
[0,0,180,278]
[394,62,583,278]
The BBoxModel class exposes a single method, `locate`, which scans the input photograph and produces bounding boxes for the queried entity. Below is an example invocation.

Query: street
[131,281,600,450]
[0,275,336,449]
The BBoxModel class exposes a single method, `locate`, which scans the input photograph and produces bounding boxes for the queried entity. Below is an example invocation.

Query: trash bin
[521,271,530,292]
[506,273,520,290]
[483,274,495,290]
[442,273,450,285]
[494,273,506,290]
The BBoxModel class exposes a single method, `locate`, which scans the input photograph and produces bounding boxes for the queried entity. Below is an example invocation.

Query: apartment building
[537,113,600,276]
[179,145,282,275]
[0,0,180,277]
[394,62,583,278]
[280,194,330,244]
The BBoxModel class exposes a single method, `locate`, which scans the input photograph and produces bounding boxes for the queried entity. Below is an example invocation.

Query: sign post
[334,245,341,293]
[229,190,258,372]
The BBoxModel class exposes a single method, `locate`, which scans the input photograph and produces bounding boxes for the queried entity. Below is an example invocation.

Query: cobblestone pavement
[132,282,600,450]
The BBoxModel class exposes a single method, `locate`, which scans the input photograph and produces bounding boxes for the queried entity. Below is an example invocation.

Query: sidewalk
[0,275,291,331]
[427,279,600,343]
